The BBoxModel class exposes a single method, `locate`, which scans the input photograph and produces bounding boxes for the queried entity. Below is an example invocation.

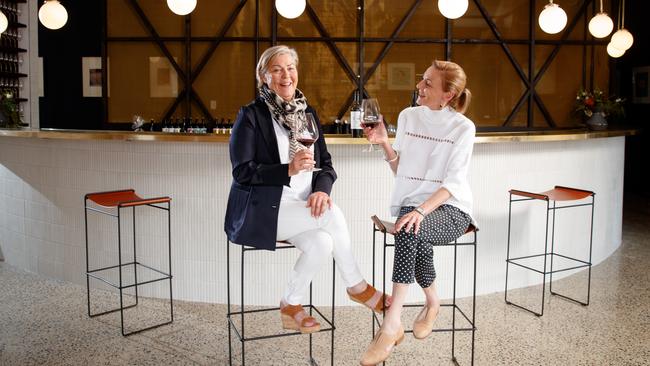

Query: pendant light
[167,0,197,16]
[38,0,68,30]
[538,0,568,34]
[0,11,8,34]
[606,42,624,58]
[610,0,633,51]
[438,0,469,19]
[275,0,306,19]
[588,0,613,38]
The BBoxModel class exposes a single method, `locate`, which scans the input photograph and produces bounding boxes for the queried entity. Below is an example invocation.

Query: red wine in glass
[297,137,316,148]
[361,119,380,128]
[361,98,381,152]
[296,113,322,172]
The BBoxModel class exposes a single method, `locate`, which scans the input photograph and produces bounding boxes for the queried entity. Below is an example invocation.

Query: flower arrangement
[0,90,23,129]
[574,88,625,123]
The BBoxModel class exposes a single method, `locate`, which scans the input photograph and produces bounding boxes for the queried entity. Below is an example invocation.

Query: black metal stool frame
[226,240,336,366]
[370,216,478,366]
[504,188,595,317]
[84,189,174,336]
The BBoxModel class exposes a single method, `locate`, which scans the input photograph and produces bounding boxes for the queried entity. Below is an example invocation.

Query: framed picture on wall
[149,57,178,98]
[632,66,650,104]
[387,63,415,91]
[82,57,108,97]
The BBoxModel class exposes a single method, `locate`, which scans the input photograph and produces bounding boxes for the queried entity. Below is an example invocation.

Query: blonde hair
[432,60,472,114]
[256,45,299,88]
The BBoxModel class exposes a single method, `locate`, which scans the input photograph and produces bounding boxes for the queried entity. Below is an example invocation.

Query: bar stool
[505,185,595,316]
[370,215,478,366]
[226,239,336,366]
[84,189,173,336]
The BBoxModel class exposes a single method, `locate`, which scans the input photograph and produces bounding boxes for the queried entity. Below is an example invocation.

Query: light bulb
[606,42,625,58]
[538,2,568,34]
[610,28,633,51]
[275,0,306,19]
[39,0,68,30]
[588,12,614,38]
[438,0,469,19]
[0,11,8,34]
[167,0,197,16]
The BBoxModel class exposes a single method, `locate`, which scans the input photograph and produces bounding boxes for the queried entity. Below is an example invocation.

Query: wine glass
[295,113,321,172]
[361,98,381,152]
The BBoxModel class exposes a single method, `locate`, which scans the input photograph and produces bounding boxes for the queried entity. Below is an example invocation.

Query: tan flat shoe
[347,285,390,313]
[412,304,439,339]
[280,303,320,334]
[360,325,405,366]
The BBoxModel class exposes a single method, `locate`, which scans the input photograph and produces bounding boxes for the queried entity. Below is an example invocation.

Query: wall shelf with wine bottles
[0,0,27,105]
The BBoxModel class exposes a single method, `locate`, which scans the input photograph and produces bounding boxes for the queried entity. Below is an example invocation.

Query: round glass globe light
[167,0,197,16]
[438,0,469,19]
[588,12,613,38]
[538,3,567,34]
[275,0,306,19]
[38,0,68,30]
[0,11,8,34]
[606,42,625,58]
[610,28,633,51]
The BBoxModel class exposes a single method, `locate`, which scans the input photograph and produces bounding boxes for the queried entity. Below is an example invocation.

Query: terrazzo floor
[1,195,649,365]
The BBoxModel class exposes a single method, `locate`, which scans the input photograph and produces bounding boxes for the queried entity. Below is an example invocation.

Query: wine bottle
[173,118,181,133]
[350,90,363,138]
[410,89,419,107]
[334,118,342,134]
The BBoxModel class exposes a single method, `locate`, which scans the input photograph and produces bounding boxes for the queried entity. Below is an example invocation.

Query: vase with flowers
[0,90,23,129]
[574,88,625,130]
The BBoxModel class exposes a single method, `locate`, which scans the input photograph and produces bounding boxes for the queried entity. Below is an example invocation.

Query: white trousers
[276,200,364,305]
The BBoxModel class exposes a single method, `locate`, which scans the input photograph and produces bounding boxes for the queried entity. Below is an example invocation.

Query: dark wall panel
[39,0,104,129]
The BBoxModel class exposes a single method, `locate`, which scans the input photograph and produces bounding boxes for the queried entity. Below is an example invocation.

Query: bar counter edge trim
[0,127,640,144]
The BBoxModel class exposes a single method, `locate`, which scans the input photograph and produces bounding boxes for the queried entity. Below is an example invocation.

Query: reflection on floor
[1,195,649,365]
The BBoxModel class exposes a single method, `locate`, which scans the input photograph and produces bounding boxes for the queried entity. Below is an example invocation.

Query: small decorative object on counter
[574,88,625,130]
[132,115,145,132]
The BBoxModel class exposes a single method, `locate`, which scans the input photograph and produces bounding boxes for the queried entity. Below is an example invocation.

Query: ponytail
[453,88,471,114]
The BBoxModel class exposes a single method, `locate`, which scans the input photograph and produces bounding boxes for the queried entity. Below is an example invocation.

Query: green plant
[574,88,625,123]
[0,90,23,128]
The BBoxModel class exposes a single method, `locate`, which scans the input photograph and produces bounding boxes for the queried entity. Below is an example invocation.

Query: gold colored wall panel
[105,0,609,128]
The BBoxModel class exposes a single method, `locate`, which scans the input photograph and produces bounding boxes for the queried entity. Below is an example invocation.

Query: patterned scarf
[259,84,308,159]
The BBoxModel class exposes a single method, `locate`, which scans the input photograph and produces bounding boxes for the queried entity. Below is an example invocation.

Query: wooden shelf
[0,72,27,78]
[0,46,27,53]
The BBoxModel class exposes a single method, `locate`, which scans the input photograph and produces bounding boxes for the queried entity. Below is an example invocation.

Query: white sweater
[391,106,476,222]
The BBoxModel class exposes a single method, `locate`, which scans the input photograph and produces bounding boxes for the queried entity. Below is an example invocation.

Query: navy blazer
[224,97,337,251]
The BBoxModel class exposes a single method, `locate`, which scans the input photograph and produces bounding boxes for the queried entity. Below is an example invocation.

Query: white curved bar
[0,134,625,305]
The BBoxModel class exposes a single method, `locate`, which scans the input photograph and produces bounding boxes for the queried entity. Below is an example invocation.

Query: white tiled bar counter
[0,129,634,306]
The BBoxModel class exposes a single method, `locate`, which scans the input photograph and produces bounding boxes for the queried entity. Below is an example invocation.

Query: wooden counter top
[0,127,639,144]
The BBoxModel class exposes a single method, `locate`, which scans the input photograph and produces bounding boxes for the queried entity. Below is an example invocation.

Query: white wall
[0,136,624,306]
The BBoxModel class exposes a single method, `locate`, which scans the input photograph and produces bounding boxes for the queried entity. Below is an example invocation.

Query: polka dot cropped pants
[392,205,471,288]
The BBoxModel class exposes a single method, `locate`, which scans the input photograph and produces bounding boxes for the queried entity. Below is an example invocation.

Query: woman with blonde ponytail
[360,60,476,365]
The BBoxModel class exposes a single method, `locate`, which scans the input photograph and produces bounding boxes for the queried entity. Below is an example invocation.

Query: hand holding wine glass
[294,113,321,172]
[363,114,388,145]
[361,98,381,152]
